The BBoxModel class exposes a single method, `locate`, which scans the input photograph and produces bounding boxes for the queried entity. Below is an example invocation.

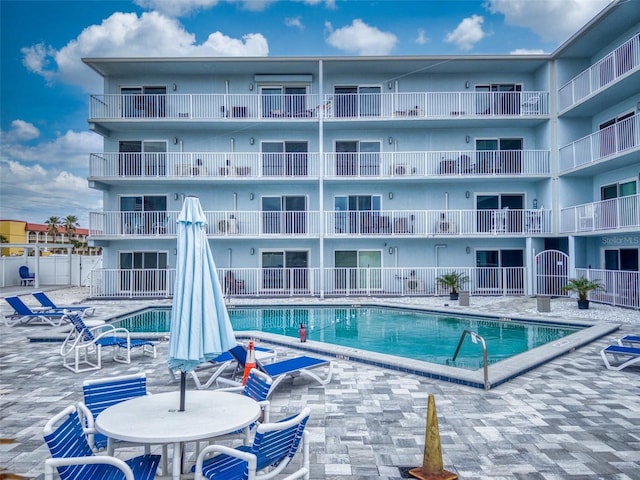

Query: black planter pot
[450,292,459,300]
[577,299,589,309]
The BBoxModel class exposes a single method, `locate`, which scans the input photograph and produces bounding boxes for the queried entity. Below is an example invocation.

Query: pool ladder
[449,329,490,390]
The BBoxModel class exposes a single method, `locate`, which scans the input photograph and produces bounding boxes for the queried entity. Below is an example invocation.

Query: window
[335,141,381,176]
[334,195,383,234]
[475,84,522,115]
[334,86,381,117]
[118,140,167,176]
[119,251,168,293]
[262,196,306,234]
[121,86,166,118]
[599,111,635,157]
[476,193,524,233]
[260,86,308,117]
[261,141,308,176]
[600,178,638,229]
[120,195,167,235]
[261,250,309,290]
[475,138,523,174]
[334,250,382,290]
[476,249,524,293]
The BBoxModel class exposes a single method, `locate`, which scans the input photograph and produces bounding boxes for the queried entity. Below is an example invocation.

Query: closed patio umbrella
[168,195,237,411]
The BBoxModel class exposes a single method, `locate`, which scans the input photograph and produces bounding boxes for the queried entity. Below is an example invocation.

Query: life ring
[218,220,229,232]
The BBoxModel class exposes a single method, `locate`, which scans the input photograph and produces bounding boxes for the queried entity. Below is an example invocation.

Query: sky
[0,0,613,228]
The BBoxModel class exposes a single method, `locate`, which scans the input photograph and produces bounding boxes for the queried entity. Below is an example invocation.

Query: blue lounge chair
[192,407,310,480]
[168,344,277,390]
[61,311,156,373]
[600,344,640,371]
[43,404,161,480]
[227,344,333,398]
[618,335,640,348]
[32,291,96,316]
[4,295,67,327]
[19,265,35,286]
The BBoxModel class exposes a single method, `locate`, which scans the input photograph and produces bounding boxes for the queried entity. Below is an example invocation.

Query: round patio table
[95,390,261,480]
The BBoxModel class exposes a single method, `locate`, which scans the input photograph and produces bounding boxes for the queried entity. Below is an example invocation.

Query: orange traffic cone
[408,394,458,480]
[242,341,256,385]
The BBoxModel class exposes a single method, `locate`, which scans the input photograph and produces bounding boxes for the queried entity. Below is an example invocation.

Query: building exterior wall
[83,0,640,302]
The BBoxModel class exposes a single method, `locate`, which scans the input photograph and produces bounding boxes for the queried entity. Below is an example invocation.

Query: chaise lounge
[600,343,640,371]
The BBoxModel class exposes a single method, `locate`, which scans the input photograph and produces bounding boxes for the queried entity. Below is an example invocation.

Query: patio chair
[618,335,640,348]
[192,407,310,480]
[226,344,333,398]
[19,265,35,286]
[77,373,149,451]
[43,404,161,480]
[3,295,67,327]
[600,344,640,371]
[32,291,96,316]
[213,368,273,445]
[168,344,277,390]
[61,311,156,373]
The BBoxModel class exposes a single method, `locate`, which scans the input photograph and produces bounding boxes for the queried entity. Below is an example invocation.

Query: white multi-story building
[84,0,639,307]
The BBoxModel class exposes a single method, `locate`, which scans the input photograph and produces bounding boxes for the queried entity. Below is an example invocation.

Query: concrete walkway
[1,289,639,479]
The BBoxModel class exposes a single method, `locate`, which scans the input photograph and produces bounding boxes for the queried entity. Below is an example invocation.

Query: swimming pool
[110,305,612,388]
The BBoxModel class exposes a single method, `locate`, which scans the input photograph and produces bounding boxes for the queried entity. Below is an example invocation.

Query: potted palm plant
[436,271,469,300]
[562,277,603,309]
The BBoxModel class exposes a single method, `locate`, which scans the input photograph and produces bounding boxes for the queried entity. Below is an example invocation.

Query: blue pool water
[111,306,581,370]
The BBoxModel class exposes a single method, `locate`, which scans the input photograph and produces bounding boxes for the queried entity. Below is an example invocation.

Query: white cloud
[285,16,304,29]
[2,120,40,143]
[416,29,428,45]
[0,159,102,227]
[325,19,398,55]
[135,0,336,16]
[22,11,269,93]
[445,14,486,51]
[485,0,612,42]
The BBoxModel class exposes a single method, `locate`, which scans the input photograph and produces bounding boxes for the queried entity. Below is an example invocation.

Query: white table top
[95,390,261,444]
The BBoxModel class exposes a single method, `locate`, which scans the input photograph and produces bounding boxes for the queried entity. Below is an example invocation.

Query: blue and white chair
[32,291,96,316]
[43,404,161,480]
[4,295,67,327]
[19,265,35,286]
[600,342,640,371]
[227,344,333,398]
[192,407,311,480]
[61,311,156,373]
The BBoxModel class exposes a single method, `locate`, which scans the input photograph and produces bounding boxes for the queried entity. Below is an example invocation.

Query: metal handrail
[449,329,490,390]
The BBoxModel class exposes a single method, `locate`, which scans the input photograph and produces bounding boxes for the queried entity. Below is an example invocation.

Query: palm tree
[64,215,79,237]
[45,216,61,239]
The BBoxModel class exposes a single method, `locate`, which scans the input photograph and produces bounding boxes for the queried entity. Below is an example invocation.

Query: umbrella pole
[179,372,186,412]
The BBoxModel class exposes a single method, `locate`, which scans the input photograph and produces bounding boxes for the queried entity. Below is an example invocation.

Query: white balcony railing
[575,268,639,309]
[326,209,551,237]
[89,211,322,237]
[89,152,320,178]
[89,91,549,121]
[559,114,640,172]
[560,194,640,233]
[90,266,526,298]
[558,33,640,111]
[89,209,552,238]
[89,150,550,179]
[324,150,550,177]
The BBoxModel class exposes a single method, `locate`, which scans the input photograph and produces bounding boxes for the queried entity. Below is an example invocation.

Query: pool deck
[1,286,639,479]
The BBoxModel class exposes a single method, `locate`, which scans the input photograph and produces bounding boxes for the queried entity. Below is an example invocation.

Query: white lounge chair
[32,291,96,316]
[600,344,640,371]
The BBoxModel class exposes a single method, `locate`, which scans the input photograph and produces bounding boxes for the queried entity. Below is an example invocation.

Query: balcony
[90,266,527,298]
[89,152,320,180]
[326,209,552,237]
[560,194,640,234]
[324,150,550,178]
[559,115,640,173]
[90,208,552,239]
[89,210,322,238]
[88,91,549,122]
[558,33,640,112]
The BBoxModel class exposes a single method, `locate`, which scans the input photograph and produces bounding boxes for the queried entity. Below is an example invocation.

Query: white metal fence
[560,194,640,233]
